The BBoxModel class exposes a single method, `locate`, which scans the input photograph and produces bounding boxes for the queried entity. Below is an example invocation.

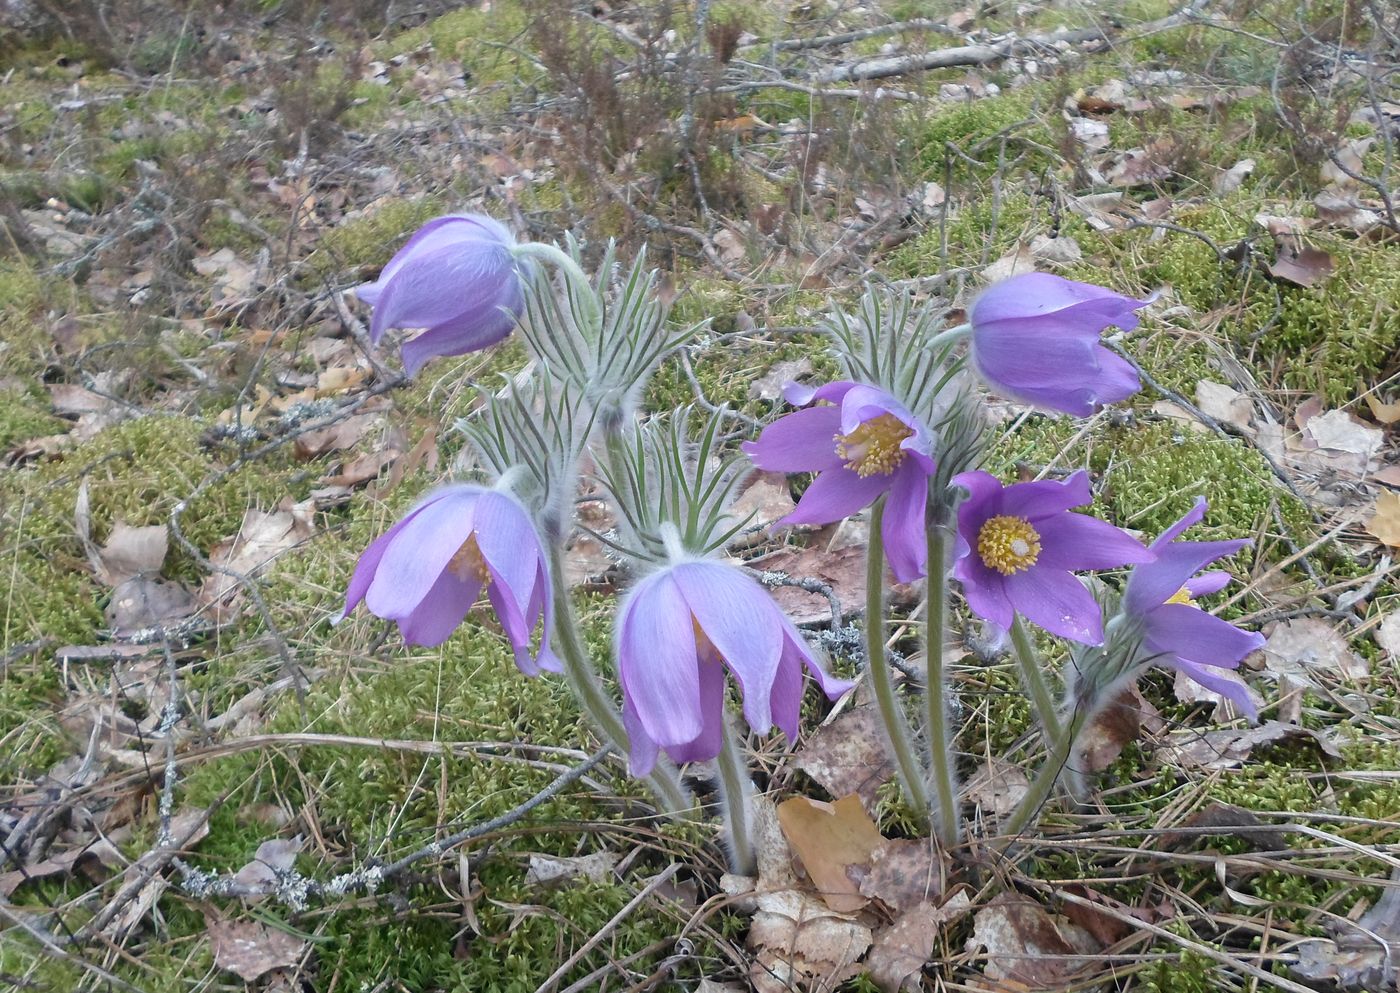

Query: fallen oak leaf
[1366,492,1400,549]
[1266,240,1334,288]
[208,916,307,982]
[865,892,973,992]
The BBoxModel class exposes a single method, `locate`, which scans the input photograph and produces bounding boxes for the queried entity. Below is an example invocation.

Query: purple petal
[1168,658,1260,719]
[473,492,542,643]
[622,697,661,777]
[379,215,510,286]
[1004,568,1104,644]
[882,462,930,583]
[954,553,1015,631]
[397,568,481,647]
[782,616,855,702]
[365,488,480,620]
[1143,603,1266,669]
[1124,539,1249,614]
[1186,570,1232,598]
[1033,512,1153,571]
[342,501,435,618]
[999,470,1092,520]
[971,273,1150,329]
[769,643,805,743]
[617,573,704,747]
[665,658,727,765]
[674,563,782,734]
[1151,497,1208,550]
[369,239,517,341]
[779,466,891,527]
[742,405,845,472]
[785,380,858,407]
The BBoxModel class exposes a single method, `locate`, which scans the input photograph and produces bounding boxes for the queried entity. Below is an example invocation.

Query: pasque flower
[1122,498,1264,715]
[615,560,853,775]
[342,484,561,675]
[968,273,1152,416]
[742,381,936,582]
[952,469,1154,644]
[355,214,524,377]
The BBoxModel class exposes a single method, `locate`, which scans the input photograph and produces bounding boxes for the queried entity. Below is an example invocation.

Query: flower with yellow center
[977,515,1042,576]
[834,413,914,478]
[1164,586,1195,606]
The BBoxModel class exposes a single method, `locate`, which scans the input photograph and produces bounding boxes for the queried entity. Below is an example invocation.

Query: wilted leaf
[105,576,196,636]
[1260,617,1368,684]
[1212,158,1255,195]
[1068,116,1110,149]
[1378,612,1400,659]
[1314,188,1382,233]
[748,545,866,627]
[1319,136,1374,189]
[98,522,168,586]
[727,471,797,545]
[1029,234,1081,264]
[865,894,972,992]
[525,852,619,888]
[1077,685,1161,773]
[1366,492,1400,548]
[1364,395,1400,425]
[1306,409,1383,461]
[232,836,303,894]
[48,384,112,417]
[1104,141,1177,187]
[208,917,307,982]
[748,888,871,993]
[294,413,379,458]
[777,795,884,913]
[982,244,1036,283]
[966,893,1100,989]
[1292,867,1400,991]
[1160,801,1277,849]
[792,694,895,810]
[965,757,1030,816]
[1159,720,1343,771]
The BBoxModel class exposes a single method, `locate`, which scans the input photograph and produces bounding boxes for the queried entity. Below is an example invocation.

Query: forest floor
[1,0,1399,990]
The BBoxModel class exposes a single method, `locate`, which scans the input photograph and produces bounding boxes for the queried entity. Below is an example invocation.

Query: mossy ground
[2,0,1397,990]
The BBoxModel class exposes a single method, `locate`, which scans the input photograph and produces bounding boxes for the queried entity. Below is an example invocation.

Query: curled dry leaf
[1365,492,1400,549]
[1377,612,1400,660]
[1212,157,1255,195]
[208,916,307,982]
[105,575,196,637]
[1077,684,1162,773]
[1195,380,1254,431]
[1364,394,1400,425]
[98,522,169,586]
[199,499,316,615]
[524,851,619,889]
[776,795,884,913]
[232,836,303,895]
[858,838,944,916]
[749,358,814,401]
[1293,867,1400,991]
[966,892,1101,990]
[1158,720,1343,771]
[1266,241,1334,288]
[727,471,798,546]
[1159,801,1277,850]
[865,892,973,993]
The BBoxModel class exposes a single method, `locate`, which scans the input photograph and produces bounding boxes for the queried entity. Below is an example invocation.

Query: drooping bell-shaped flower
[1121,498,1264,716]
[355,214,525,377]
[968,273,1152,416]
[615,559,853,775]
[742,381,936,582]
[342,484,560,675]
[951,469,1154,644]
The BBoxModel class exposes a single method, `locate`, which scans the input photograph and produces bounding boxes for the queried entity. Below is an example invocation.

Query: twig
[752,17,955,52]
[815,26,1108,83]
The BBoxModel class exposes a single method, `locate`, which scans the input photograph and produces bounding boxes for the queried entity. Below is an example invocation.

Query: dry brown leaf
[1160,801,1277,849]
[98,522,168,586]
[1293,867,1400,990]
[1158,720,1343,771]
[199,501,315,614]
[1366,492,1400,548]
[865,895,972,992]
[1364,395,1400,425]
[777,795,884,913]
[748,888,871,993]
[966,893,1100,990]
[321,450,398,489]
[1260,617,1368,685]
[1212,158,1255,195]
[1195,381,1253,431]
[858,838,944,915]
[293,413,380,459]
[1104,141,1176,187]
[981,244,1037,283]
[747,545,865,627]
[792,694,895,811]
[232,836,303,894]
[1077,685,1161,773]
[1266,242,1334,288]
[1314,187,1382,233]
[965,757,1030,816]
[524,852,619,888]
[105,576,196,636]
[1319,136,1375,189]
[1377,613,1400,660]
[1029,234,1081,264]
[208,917,307,982]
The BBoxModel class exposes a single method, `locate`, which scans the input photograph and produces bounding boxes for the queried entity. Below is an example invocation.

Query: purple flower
[968,273,1153,416]
[342,484,561,675]
[615,560,853,775]
[355,214,524,377]
[951,469,1154,644]
[1122,498,1264,716]
[742,381,936,582]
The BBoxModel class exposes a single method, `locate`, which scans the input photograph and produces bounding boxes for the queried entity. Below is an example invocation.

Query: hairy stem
[924,516,960,847]
[715,720,757,875]
[999,701,1090,842]
[1011,615,1064,744]
[548,554,693,815]
[866,498,931,824]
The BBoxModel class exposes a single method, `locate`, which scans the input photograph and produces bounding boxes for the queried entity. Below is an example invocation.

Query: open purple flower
[342,484,561,675]
[951,469,1154,644]
[742,381,936,582]
[1122,498,1264,716]
[355,214,524,377]
[615,560,853,776]
[969,273,1152,416]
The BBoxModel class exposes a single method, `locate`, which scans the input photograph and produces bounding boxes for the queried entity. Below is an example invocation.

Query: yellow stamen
[1165,586,1195,607]
[448,535,491,583]
[834,413,913,478]
[977,515,1042,576]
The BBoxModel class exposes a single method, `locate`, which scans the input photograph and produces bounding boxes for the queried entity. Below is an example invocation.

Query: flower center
[692,616,719,660]
[977,515,1042,575]
[1165,585,1196,607]
[448,535,491,583]
[834,414,913,478]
